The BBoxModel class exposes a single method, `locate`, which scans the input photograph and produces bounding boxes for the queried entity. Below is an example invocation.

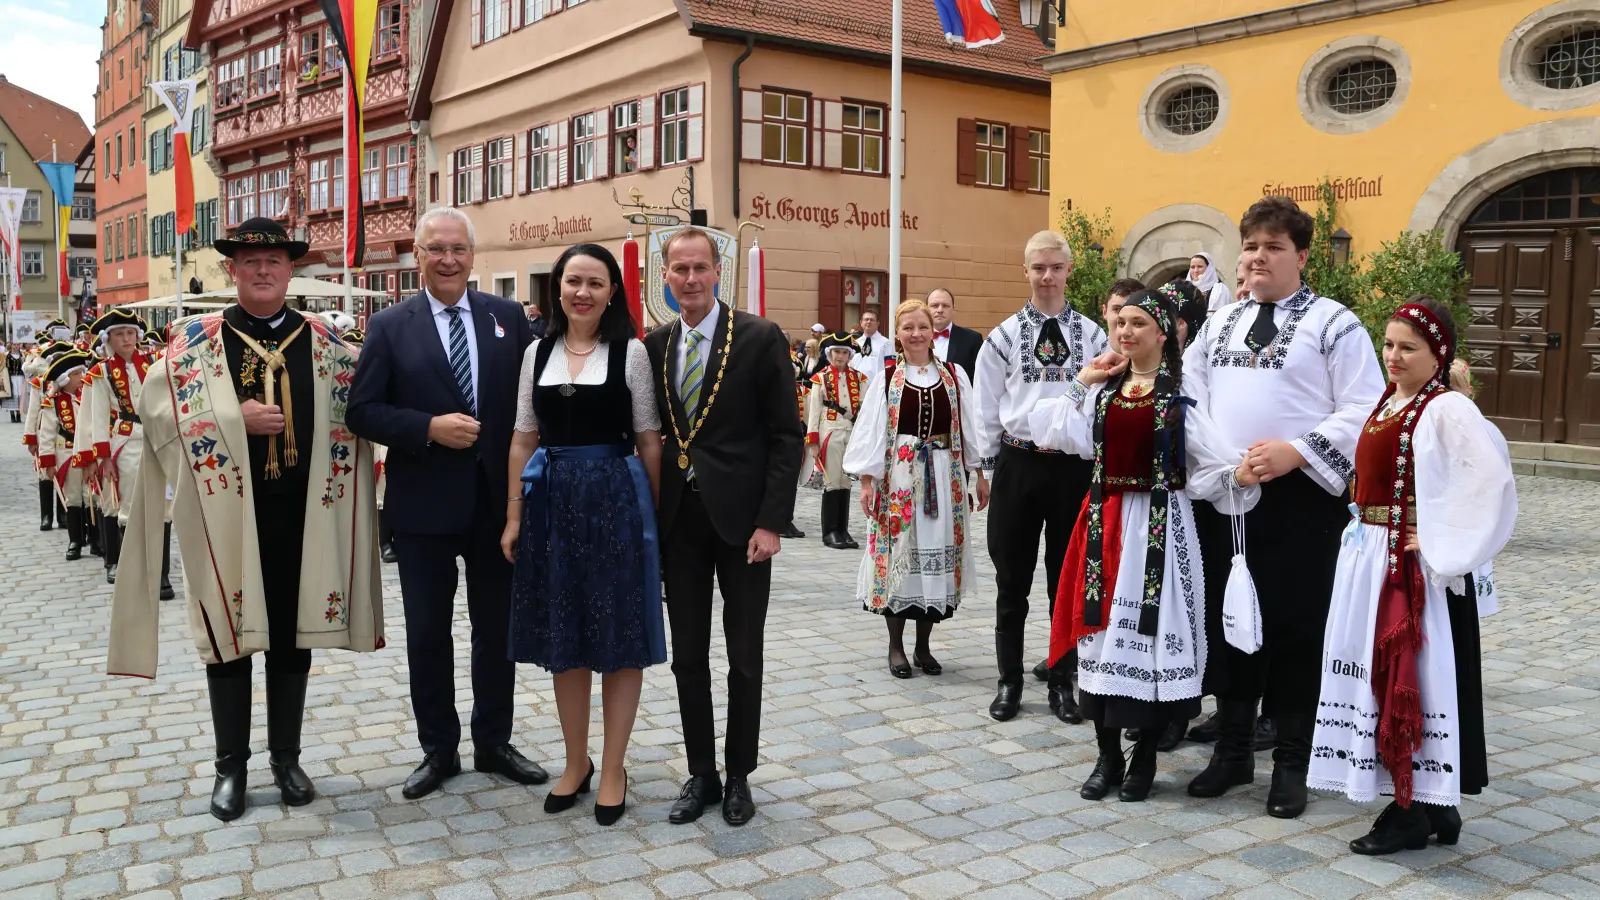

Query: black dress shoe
[40,515,52,532]
[1421,803,1462,845]
[1266,765,1308,819]
[888,652,913,679]
[544,758,594,813]
[402,752,461,799]
[822,531,841,549]
[668,774,723,824]
[989,682,1022,721]
[1187,712,1220,743]
[1031,659,1050,681]
[475,744,549,784]
[837,531,859,550]
[1350,802,1431,855]
[1048,686,1083,724]
[1124,728,1143,741]
[595,769,627,827]
[778,523,806,539]
[1156,718,1187,752]
[380,542,398,564]
[912,651,942,676]
[106,563,117,585]
[722,776,756,826]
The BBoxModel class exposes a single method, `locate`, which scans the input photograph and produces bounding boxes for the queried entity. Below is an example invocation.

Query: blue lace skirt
[509,443,666,673]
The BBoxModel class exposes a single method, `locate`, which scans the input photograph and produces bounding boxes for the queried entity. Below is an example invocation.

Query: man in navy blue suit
[347,207,546,799]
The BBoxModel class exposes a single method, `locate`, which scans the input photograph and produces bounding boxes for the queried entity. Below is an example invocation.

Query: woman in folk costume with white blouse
[1186,252,1234,313]
[846,298,986,680]
[1029,288,1255,802]
[107,219,385,823]
[1309,297,1516,855]
[501,243,665,827]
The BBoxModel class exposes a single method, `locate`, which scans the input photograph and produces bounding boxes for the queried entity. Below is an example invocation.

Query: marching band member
[78,308,158,585]
[806,332,867,550]
[36,349,95,560]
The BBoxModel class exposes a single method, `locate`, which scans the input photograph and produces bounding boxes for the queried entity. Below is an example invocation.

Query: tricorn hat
[45,349,93,385]
[215,217,309,261]
[143,328,164,345]
[73,322,91,335]
[340,328,365,346]
[820,331,859,354]
[91,307,146,336]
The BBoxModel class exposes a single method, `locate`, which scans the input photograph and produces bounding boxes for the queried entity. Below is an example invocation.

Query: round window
[1530,25,1600,89]
[1323,59,1398,115]
[1160,86,1220,136]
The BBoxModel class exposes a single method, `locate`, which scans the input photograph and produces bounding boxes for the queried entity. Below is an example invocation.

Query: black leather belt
[117,410,140,424]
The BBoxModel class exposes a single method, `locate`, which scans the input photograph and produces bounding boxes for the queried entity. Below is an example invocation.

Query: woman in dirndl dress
[1028,288,1256,802]
[845,298,986,679]
[501,243,665,827]
[1308,296,1516,855]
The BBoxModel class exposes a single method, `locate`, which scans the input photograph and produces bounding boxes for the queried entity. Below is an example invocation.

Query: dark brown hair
[1239,196,1315,251]
[1107,278,1145,300]
[1390,293,1457,371]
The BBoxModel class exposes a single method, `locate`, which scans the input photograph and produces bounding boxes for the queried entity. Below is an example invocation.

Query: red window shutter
[956,118,977,186]
[897,272,908,317]
[470,0,483,46]
[1009,125,1031,191]
[818,270,843,331]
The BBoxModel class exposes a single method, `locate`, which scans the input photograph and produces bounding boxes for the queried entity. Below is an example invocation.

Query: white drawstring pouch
[1221,480,1263,654]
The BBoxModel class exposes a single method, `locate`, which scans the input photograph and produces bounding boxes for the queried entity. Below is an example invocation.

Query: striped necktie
[681,329,704,415]
[445,307,475,416]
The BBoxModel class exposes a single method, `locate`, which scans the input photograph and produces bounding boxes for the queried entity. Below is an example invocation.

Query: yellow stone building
[1044,0,1600,446]
[142,0,223,320]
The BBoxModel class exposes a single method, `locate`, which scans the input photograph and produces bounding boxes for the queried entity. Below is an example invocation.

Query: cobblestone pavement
[2,424,1599,900]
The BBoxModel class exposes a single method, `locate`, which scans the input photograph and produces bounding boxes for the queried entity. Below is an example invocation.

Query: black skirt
[1447,579,1488,797]
[1080,691,1202,730]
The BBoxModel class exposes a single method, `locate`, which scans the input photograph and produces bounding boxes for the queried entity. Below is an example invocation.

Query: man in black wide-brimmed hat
[108,217,385,822]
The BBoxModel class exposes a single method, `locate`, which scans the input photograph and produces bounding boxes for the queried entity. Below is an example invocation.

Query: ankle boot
[1048,652,1082,724]
[1349,801,1431,855]
[1266,713,1311,819]
[989,631,1024,721]
[105,523,123,584]
[38,481,54,531]
[160,522,175,600]
[1119,730,1160,802]
[266,669,315,806]
[1080,725,1125,800]
[65,506,85,560]
[1420,802,1462,845]
[1188,696,1257,797]
[206,670,253,821]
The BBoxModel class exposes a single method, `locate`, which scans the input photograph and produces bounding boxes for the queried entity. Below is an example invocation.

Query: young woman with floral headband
[1028,287,1256,802]
[1308,295,1517,855]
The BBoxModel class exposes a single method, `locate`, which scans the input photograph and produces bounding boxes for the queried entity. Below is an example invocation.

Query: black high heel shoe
[543,758,594,814]
[595,769,627,826]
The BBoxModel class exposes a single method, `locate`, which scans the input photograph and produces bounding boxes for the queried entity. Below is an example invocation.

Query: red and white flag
[150,79,199,235]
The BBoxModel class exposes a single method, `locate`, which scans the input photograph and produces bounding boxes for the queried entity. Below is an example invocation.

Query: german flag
[318,0,378,267]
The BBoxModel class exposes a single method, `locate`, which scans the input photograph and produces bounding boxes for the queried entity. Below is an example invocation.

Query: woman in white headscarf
[1186,252,1233,312]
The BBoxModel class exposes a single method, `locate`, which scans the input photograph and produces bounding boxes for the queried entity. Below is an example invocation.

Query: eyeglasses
[421,244,472,259]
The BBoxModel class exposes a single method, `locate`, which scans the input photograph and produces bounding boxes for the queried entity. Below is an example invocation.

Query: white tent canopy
[123,296,230,309]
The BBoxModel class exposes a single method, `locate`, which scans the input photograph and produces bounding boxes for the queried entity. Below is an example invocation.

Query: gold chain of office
[662,311,734,471]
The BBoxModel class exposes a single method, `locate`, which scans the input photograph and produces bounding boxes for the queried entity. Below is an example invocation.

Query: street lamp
[1018,0,1063,46]
[1089,241,1104,256]
[1331,228,1353,267]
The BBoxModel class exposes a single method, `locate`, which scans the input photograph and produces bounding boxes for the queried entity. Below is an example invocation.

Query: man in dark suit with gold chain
[645,228,804,827]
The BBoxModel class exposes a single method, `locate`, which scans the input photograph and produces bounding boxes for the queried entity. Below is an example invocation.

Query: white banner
[150,79,199,134]
[0,186,25,308]
[9,310,39,344]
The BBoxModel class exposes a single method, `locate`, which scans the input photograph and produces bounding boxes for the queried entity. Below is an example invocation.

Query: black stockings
[885,615,936,668]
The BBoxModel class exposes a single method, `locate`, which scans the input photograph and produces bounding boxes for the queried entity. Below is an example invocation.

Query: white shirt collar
[681,301,720,342]
[426,287,471,316]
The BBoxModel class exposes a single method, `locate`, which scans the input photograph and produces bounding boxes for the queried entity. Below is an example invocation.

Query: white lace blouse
[513,337,661,435]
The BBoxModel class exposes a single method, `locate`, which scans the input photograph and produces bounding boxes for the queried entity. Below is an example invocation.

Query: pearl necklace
[563,336,599,357]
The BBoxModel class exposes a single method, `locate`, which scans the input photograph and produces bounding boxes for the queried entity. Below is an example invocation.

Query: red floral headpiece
[1395,303,1451,372]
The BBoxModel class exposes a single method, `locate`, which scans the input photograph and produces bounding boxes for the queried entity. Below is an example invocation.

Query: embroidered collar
[1256,284,1315,313]
[1021,301,1079,328]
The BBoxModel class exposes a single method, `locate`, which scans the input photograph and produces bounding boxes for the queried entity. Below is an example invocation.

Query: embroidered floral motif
[229,590,244,636]
[324,591,345,625]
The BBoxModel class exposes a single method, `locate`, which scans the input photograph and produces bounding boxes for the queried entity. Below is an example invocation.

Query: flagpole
[175,228,184,322]
[51,141,64,323]
[887,0,904,337]
[342,69,353,316]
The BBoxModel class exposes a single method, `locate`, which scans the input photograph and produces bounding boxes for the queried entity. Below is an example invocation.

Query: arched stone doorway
[1119,203,1240,289]
[1455,166,1600,445]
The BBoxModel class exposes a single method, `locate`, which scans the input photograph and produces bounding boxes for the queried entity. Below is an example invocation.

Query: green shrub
[1058,206,1125,321]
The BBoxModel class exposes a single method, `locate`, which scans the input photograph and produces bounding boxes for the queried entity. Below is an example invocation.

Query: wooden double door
[1456,168,1600,445]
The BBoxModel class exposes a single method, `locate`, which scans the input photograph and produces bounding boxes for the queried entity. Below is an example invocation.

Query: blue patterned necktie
[445,306,475,416]
[681,329,704,415]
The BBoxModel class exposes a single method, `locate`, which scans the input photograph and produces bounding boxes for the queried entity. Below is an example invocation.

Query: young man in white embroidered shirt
[1181,196,1384,819]
[974,230,1109,724]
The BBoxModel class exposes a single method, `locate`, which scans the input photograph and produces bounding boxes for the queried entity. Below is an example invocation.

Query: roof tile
[0,76,90,164]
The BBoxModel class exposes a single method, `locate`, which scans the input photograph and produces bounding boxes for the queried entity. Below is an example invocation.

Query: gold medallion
[678,453,689,470]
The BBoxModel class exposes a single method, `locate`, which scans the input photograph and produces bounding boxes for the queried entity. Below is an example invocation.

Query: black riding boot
[104,520,123,584]
[821,490,842,548]
[1048,651,1082,724]
[38,481,54,531]
[1080,725,1125,800]
[1188,696,1257,797]
[87,508,103,557]
[65,506,85,560]
[1267,713,1312,818]
[206,669,253,821]
[989,631,1024,721]
[159,522,176,600]
[1119,729,1160,802]
[267,669,315,806]
[834,490,858,550]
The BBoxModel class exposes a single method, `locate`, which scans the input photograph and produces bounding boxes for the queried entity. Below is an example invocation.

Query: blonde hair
[1023,230,1073,266]
[894,298,934,330]
[803,338,819,357]
[1449,358,1475,398]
